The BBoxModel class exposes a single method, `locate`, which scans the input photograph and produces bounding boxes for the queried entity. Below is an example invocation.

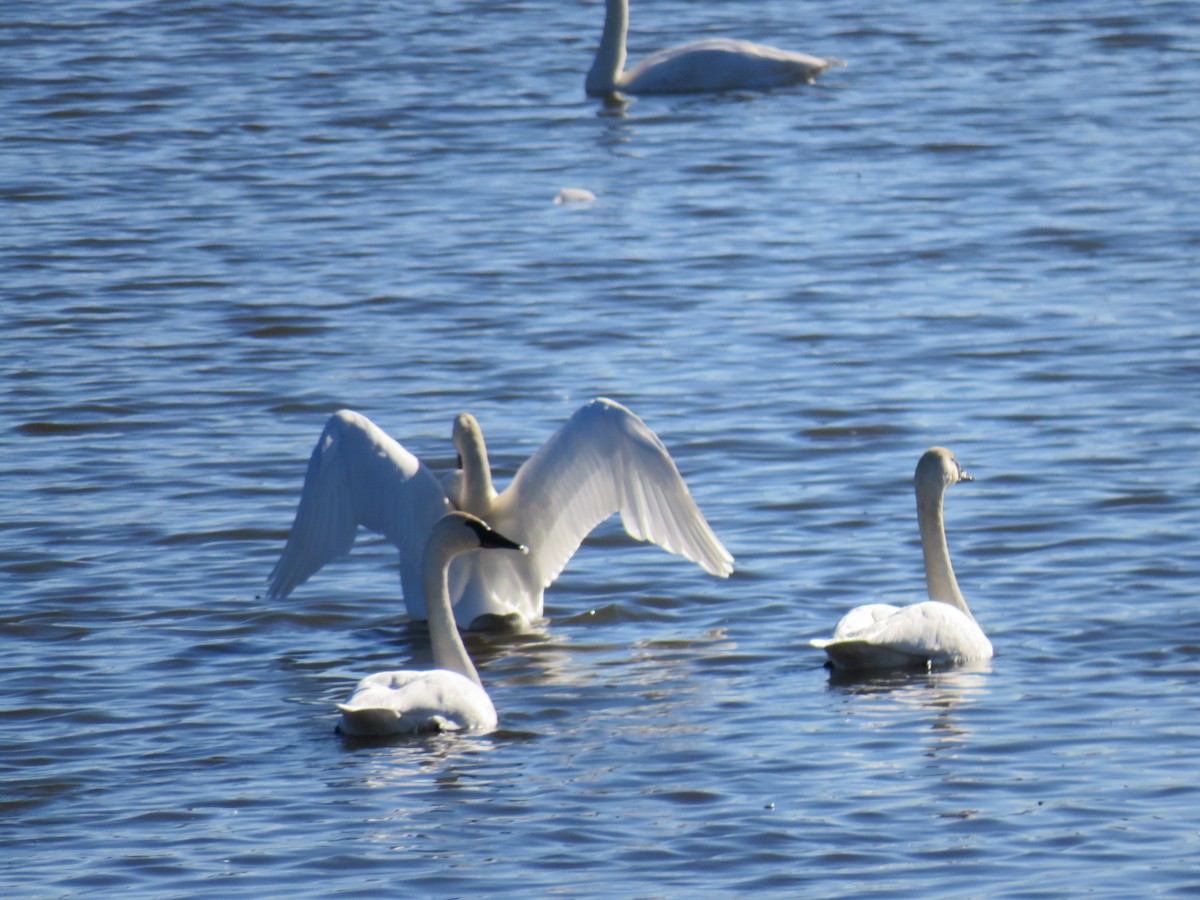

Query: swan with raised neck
[336,512,525,736]
[586,0,843,96]
[811,447,993,671]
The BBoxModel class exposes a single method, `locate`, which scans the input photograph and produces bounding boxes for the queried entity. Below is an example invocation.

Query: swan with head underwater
[811,447,993,671]
[586,0,844,96]
[268,398,733,632]
[337,512,525,736]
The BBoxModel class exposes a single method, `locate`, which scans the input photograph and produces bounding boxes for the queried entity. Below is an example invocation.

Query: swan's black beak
[483,529,527,553]
[958,467,974,483]
[465,517,527,553]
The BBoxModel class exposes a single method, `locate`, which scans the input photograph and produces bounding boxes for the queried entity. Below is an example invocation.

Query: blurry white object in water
[811,447,993,671]
[268,398,733,631]
[586,0,844,96]
[555,187,596,205]
[337,512,524,736]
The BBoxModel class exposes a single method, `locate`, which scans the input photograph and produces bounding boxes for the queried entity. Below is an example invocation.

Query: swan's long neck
[916,486,972,617]
[454,414,497,515]
[423,539,483,686]
[586,0,628,94]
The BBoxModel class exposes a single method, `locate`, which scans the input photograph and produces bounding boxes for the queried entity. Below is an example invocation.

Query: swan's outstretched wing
[267,410,450,606]
[486,398,733,592]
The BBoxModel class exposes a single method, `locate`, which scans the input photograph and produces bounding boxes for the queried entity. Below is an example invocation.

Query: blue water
[3,0,1200,895]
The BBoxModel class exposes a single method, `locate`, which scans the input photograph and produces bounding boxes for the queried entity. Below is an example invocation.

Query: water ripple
[2,0,1199,895]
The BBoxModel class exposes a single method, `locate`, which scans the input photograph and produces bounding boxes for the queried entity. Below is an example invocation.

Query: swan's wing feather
[489,398,733,590]
[850,603,981,659]
[820,603,901,643]
[267,410,450,601]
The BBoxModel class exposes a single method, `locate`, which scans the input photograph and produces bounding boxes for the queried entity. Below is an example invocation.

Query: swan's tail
[337,705,404,737]
[803,56,845,85]
[812,57,846,80]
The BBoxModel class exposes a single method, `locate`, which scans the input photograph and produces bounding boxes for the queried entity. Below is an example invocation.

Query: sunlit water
[3,0,1199,895]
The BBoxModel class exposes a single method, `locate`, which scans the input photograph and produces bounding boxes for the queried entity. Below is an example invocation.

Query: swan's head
[449,413,497,512]
[916,447,972,495]
[433,511,528,557]
[452,413,481,467]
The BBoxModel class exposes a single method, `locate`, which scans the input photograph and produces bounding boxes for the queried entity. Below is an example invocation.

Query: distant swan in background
[585,0,844,96]
[337,512,525,736]
[268,398,733,631]
[811,448,993,671]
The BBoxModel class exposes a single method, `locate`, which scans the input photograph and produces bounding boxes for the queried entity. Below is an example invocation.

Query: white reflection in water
[827,664,993,755]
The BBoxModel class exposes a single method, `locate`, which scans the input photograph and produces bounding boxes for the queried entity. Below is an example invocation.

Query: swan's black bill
[466,518,527,553]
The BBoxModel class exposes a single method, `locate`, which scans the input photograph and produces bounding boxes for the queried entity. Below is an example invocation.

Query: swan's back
[623,39,842,94]
[337,669,497,735]
[813,601,993,671]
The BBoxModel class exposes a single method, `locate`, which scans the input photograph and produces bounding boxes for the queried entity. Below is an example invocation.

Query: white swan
[811,447,993,671]
[268,398,733,631]
[585,0,844,96]
[337,512,525,736]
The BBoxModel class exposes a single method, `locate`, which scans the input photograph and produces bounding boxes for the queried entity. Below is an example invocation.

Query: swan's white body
[336,512,525,736]
[812,448,993,671]
[269,398,733,630]
[586,0,843,96]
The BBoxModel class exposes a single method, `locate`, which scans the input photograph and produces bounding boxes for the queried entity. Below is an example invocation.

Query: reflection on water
[826,663,992,698]
[335,730,507,789]
[827,665,992,755]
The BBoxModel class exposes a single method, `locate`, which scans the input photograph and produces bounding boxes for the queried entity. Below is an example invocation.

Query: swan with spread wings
[268,398,733,631]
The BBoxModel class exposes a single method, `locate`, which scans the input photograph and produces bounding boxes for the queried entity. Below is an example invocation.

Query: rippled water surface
[4,0,1199,895]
